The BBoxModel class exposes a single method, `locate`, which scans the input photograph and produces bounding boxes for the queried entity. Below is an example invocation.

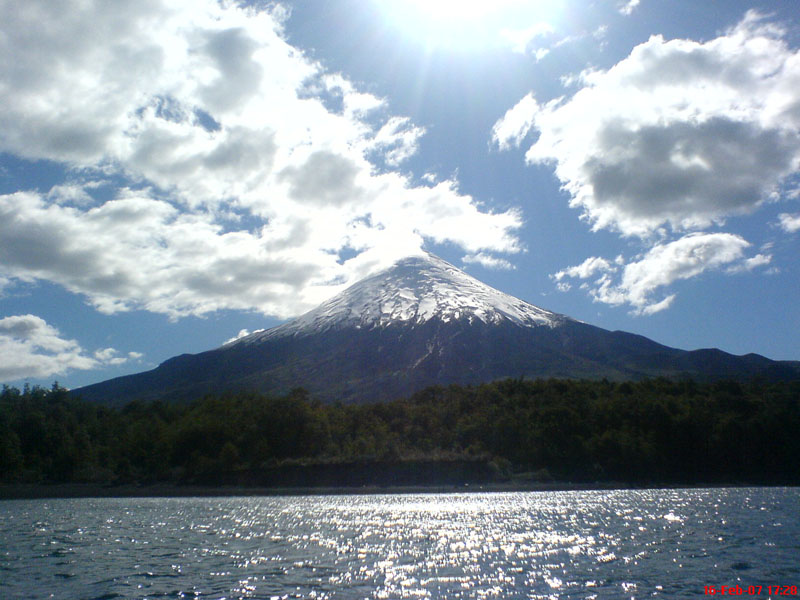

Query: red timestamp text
[704,585,798,596]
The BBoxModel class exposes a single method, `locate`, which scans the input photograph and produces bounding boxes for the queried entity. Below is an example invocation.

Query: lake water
[1,488,798,599]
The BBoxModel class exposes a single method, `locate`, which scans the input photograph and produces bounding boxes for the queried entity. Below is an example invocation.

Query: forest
[1,377,799,488]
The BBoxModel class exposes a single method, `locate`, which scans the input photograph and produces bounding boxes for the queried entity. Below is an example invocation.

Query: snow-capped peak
[232,253,568,344]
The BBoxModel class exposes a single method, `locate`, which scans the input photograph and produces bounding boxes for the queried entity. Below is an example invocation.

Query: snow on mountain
[231,253,568,345]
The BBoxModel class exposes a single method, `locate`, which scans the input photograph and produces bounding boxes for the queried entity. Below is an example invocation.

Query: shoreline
[1,480,791,500]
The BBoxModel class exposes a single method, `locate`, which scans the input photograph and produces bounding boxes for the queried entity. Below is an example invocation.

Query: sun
[374,0,559,52]
[402,0,526,21]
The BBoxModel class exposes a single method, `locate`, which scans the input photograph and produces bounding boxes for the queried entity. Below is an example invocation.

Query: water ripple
[0,488,798,599]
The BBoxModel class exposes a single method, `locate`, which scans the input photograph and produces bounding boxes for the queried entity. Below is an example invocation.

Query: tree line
[1,377,798,486]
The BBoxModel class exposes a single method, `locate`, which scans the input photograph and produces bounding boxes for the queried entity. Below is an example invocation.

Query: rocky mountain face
[74,253,800,405]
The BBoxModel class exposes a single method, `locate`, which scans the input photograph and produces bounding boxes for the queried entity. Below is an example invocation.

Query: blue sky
[2,0,800,389]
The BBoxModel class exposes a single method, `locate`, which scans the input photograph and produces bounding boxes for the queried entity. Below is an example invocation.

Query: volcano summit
[238,252,566,340]
[75,253,800,405]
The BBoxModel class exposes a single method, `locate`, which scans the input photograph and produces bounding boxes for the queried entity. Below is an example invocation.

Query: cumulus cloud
[778,213,800,233]
[552,256,614,282]
[278,151,364,208]
[553,233,771,314]
[0,190,327,318]
[0,315,139,381]
[492,93,539,151]
[725,253,772,274]
[494,11,800,237]
[0,0,522,319]
[462,252,515,270]
[93,347,144,366]
[619,0,641,16]
[500,23,554,55]
[369,116,426,166]
[0,179,521,319]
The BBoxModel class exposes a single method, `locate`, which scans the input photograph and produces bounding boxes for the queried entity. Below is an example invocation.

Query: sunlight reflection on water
[1,488,798,599]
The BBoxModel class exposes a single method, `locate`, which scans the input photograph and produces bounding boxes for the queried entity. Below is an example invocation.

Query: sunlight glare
[404,0,526,21]
[375,0,560,52]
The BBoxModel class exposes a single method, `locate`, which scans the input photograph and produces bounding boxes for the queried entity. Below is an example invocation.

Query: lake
[1,488,798,599]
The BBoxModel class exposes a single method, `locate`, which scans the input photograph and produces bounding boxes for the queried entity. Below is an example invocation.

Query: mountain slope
[74,253,800,405]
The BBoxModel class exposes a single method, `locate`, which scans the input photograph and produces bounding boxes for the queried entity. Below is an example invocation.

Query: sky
[1,0,800,390]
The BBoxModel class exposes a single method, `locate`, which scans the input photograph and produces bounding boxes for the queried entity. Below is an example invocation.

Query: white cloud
[553,233,770,315]
[462,252,515,270]
[93,348,144,366]
[0,314,139,381]
[47,184,95,206]
[619,0,641,16]
[0,190,327,318]
[614,234,751,312]
[495,12,800,237]
[492,93,539,151]
[0,178,522,319]
[370,116,426,166]
[500,23,554,55]
[726,253,772,274]
[552,256,613,281]
[0,0,522,319]
[778,212,800,233]
[223,328,264,345]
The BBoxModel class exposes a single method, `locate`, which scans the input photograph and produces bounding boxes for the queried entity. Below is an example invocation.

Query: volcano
[74,253,800,405]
